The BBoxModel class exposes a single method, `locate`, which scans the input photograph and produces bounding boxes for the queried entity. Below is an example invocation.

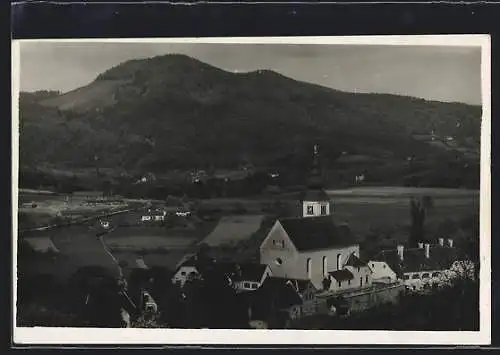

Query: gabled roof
[371,245,460,276]
[255,277,303,308]
[281,277,317,294]
[176,258,269,283]
[236,263,269,282]
[300,188,330,202]
[329,269,354,282]
[279,216,355,252]
[344,253,367,268]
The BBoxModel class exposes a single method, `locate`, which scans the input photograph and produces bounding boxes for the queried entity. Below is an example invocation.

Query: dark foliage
[298,279,478,331]
[409,195,434,246]
[19,54,480,190]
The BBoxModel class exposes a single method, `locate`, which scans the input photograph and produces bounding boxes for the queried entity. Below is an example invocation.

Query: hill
[18,54,481,189]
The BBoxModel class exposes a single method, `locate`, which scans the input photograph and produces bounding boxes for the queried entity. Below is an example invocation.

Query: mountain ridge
[19,54,481,187]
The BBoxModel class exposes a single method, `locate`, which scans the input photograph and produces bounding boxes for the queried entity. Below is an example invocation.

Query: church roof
[300,188,330,202]
[279,216,355,252]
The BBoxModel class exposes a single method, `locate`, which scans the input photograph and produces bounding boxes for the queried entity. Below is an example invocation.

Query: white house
[368,260,398,284]
[369,238,472,292]
[321,252,373,292]
[171,260,200,287]
[141,208,167,222]
[171,258,272,292]
[231,263,273,292]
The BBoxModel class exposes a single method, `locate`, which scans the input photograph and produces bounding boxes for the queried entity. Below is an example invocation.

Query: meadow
[200,215,266,247]
[18,225,120,281]
[327,188,478,237]
[17,186,479,285]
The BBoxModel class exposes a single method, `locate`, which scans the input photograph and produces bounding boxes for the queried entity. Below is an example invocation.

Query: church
[259,145,369,290]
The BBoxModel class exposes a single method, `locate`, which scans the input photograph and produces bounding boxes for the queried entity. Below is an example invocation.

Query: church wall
[296,245,360,289]
[259,222,299,278]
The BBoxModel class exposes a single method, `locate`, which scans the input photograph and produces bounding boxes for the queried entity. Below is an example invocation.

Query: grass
[200,215,265,247]
[17,187,479,289]
[18,225,120,281]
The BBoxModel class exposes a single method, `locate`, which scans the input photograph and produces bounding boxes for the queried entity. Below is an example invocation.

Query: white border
[11,35,491,345]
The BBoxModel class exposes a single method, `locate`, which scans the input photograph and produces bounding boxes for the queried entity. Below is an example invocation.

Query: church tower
[301,144,332,218]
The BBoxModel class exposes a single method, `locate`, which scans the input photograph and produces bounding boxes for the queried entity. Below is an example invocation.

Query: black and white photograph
[12,36,491,345]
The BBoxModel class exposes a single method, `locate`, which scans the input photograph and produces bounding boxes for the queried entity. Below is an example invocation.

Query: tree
[409,195,434,246]
[67,266,123,327]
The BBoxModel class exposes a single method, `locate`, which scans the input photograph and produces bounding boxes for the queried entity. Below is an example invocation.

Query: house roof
[344,253,367,268]
[279,216,355,252]
[255,277,303,308]
[176,258,269,283]
[371,245,460,276]
[236,263,269,282]
[329,269,354,282]
[278,277,316,294]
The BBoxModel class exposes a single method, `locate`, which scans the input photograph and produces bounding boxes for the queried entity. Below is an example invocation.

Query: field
[17,190,136,230]
[200,215,265,247]
[18,225,121,281]
[17,186,479,284]
[326,187,479,238]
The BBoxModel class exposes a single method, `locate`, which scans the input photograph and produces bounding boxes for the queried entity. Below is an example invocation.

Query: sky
[19,42,482,105]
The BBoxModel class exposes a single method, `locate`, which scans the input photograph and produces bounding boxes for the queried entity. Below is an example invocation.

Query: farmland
[17,186,479,283]
[17,189,140,230]
[200,215,266,247]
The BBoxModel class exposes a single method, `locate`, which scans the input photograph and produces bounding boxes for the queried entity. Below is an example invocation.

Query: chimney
[397,245,404,261]
[424,243,430,258]
[438,238,444,247]
[418,242,424,249]
[447,238,454,248]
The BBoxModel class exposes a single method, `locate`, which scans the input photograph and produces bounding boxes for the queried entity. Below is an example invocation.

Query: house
[248,277,306,324]
[134,172,156,184]
[230,263,273,293]
[171,257,272,292]
[367,260,398,284]
[322,252,373,293]
[171,258,201,287]
[141,207,166,222]
[369,238,470,292]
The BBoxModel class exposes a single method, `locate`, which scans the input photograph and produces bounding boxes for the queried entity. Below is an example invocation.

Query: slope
[19,54,482,179]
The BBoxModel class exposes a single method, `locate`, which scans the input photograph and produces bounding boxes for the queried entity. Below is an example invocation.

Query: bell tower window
[306,205,314,215]
[321,204,327,215]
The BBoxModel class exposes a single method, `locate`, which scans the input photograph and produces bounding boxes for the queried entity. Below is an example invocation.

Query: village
[18,144,476,329]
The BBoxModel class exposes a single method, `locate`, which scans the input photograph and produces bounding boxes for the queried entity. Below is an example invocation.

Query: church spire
[308,143,323,189]
[301,143,331,218]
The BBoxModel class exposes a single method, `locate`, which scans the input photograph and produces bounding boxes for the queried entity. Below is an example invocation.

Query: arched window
[306,258,312,279]
[336,254,342,270]
[322,256,328,276]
